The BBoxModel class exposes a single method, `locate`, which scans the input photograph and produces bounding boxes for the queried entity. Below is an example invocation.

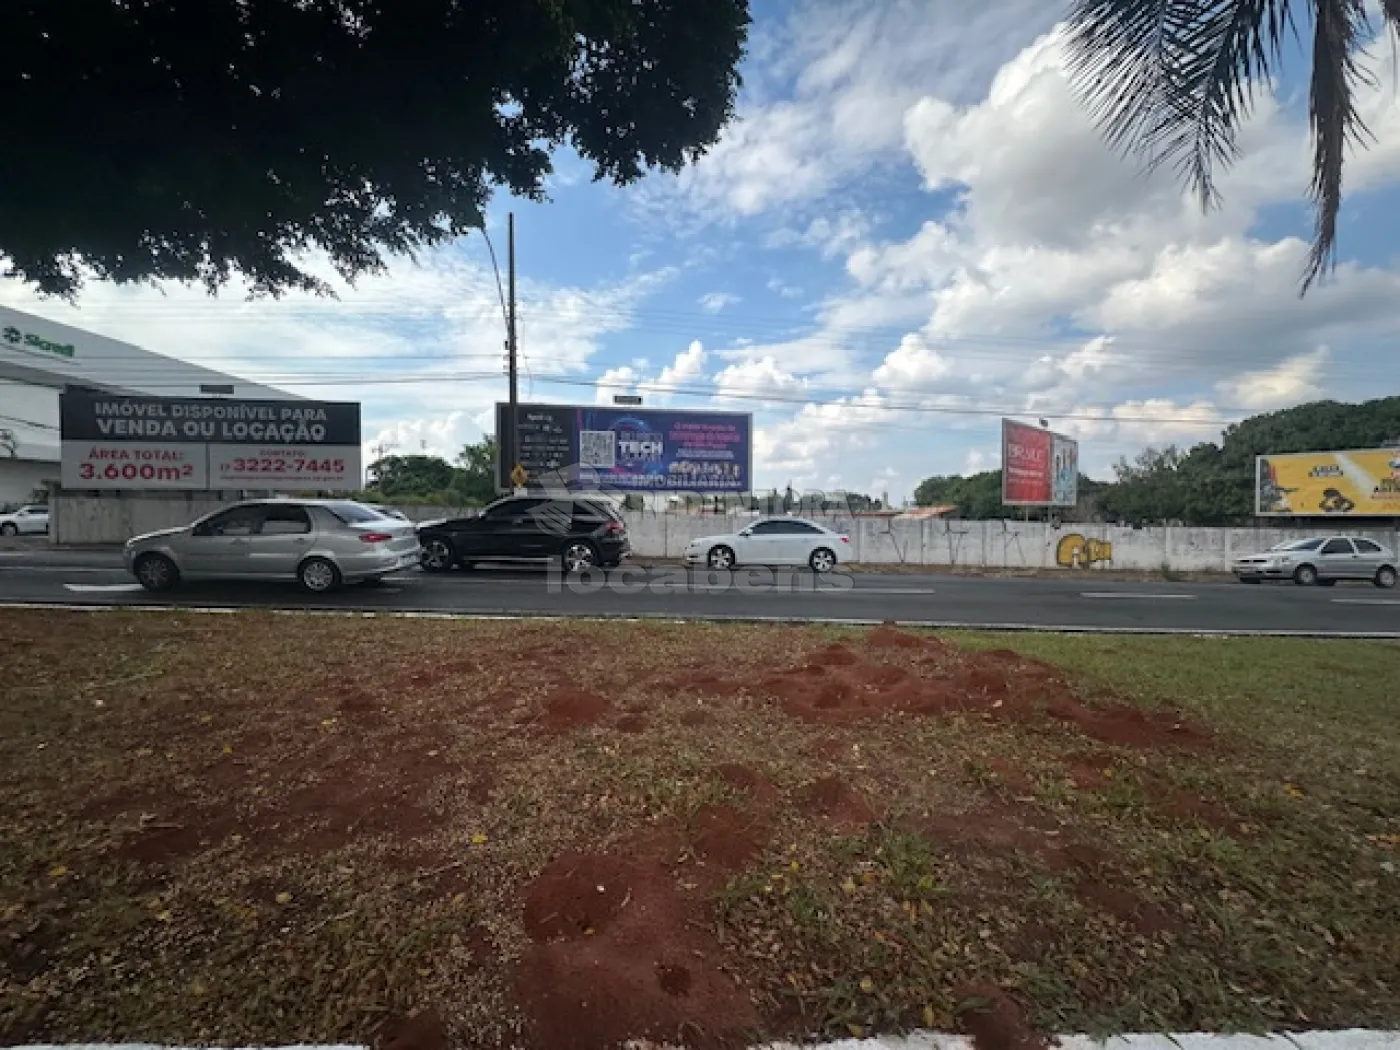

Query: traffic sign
[510,463,528,488]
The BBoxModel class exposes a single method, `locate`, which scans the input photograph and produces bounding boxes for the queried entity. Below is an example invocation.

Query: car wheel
[562,541,598,574]
[298,557,341,594]
[809,547,837,573]
[707,545,736,570]
[420,537,456,573]
[0,523,16,536]
[1293,564,1319,587]
[134,553,180,593]
[1376,566,1398,589]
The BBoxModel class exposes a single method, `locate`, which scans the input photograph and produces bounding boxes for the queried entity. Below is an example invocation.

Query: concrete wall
[0,459,59,508]
[46,496,1400,572]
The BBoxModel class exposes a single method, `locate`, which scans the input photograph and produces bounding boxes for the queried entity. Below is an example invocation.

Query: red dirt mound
[957,984,1047,1050]
[541,687,612,731]
[514,852,758,1050]
[713,763,778,806]
[523,853,644,942]
[799,776,876,828]
[374,1010,447,1050]
[614,714,649,734]
[1045,698,1208,749]
[678,708,716,727]
[808,643,860,666]
[867,624,924,649]
[1076,881,1175,935]
[691,803,769,871]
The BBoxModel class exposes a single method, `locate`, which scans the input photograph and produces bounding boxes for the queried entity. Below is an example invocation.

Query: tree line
[915,397,1400,526]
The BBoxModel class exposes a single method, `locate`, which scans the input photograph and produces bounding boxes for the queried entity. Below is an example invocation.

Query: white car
[0,504,49,536]
[1232,536,1397,588]
[684,517,850,572]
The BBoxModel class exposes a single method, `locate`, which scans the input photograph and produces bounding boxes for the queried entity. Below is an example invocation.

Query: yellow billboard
[1256,449,1400,516]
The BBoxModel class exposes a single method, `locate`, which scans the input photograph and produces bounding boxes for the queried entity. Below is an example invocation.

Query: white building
[0,305,289,506]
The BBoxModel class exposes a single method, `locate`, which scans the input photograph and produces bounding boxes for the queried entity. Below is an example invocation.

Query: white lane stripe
[1332,598,1400,605]
[63,583,145,593]
[1080,592,1197,600]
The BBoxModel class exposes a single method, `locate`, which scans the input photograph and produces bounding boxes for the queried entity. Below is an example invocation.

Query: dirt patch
[798,776,876,828]
[808,643,861,667]
[523,853,646,942]
[1062,753,1117,791]
[615,714,649,734]
[957,984,1047,1050]
[691,803,769,871]
[541,687,612,731]
[1075,881,1175,935]
[867,624,925,649]
[713,763,778,806]
[515,852,758,1050]
[678,708,716,727]
[1046,698,1209,749]
[985,757,1035,795]
[375,1009,447,1050]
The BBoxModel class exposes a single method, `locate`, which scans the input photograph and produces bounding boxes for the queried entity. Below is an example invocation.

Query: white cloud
[715,355,808,404]
[595,365,640,405]
[768,278,805,299]
[872,333,953,391]
[1216,347,1331,412]
[640,340,709,404]
[699,292,742,314]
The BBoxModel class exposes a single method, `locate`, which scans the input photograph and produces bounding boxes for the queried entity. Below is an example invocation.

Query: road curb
[2,601,1398,639]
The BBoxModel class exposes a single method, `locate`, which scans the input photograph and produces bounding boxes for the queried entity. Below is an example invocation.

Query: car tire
[1293,564,1319,587]
[298,557,341,594]
[809,547,837,573]
[1376,566,1398,589]
[707,545,736,570]
[0,523,17,536]
[420,537,456,573]
[562,541,598,574]
[134,553,180,593]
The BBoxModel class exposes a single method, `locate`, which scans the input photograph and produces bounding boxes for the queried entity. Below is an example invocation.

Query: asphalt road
[2,548,1399,635]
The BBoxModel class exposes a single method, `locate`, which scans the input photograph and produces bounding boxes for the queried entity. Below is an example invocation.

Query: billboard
[1256,448,1400,516]
[496,403,753,493]
[1001,419,1078,507]
[60,391,361,491]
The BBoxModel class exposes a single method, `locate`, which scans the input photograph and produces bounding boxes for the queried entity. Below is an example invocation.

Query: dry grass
[1,610,1397,1049]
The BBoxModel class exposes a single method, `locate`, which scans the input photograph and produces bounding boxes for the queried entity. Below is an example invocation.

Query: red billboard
[1001,419,1078,507]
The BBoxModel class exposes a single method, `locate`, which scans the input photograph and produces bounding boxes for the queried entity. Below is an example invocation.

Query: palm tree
[1064,0,1399,293]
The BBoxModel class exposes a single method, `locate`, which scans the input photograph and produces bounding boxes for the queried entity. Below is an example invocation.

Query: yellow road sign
[510,463,528,488]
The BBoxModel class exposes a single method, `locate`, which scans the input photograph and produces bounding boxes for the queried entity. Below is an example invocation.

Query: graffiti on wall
[1056,533,1112,568]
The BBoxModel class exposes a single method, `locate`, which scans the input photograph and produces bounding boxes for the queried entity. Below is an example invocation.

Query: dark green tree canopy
[1,0,749,297]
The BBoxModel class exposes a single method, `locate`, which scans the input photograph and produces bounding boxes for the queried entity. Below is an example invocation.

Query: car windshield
[324,501,391,524]
[1269,538,1325,551]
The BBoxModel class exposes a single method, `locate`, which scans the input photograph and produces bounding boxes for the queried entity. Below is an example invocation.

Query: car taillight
[840,535,850,543]
[360,531,394,543]
[605,520,626,534]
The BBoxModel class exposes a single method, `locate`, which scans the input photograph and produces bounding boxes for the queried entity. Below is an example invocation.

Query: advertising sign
[60,391,361,491]
[1001,419,1078,507]
[1256,448,1400,516]
[496,403,753,493]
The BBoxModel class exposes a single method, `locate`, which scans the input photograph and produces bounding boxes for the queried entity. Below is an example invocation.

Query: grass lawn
[1,610,1397,1050]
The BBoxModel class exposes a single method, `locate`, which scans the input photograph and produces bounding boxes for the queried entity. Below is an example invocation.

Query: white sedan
[0,504,49,536]
[683,517,850,572]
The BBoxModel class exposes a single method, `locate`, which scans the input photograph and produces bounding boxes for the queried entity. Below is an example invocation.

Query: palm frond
[1064,0,1293,207]
[1301,0,1373,291]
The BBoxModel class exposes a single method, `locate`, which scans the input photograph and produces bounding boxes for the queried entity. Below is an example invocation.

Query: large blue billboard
[496,402,753,493]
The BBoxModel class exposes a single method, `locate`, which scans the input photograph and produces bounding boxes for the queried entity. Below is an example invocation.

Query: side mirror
[739,527,753,537]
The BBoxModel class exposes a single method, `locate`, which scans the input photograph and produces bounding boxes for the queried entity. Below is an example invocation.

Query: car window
[261,505,311,535]
[1274,539,1323,551]
[1321,538,1353,555]
[750,521,787,535]
[785,521,822,534]
[1354,539,1382,553]
[485,498,544,520]
[199,506,263,537]
[324,501,388,524]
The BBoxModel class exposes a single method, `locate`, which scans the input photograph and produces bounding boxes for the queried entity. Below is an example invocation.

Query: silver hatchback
[1232,536,1398,588]
[124,500,421,593]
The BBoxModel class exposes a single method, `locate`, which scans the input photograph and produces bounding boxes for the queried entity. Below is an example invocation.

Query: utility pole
[507,211,520,492]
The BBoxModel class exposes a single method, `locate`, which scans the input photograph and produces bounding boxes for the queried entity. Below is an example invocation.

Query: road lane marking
[1080,592,1197,600]
[1331,598,1400,606]
[64,583,145,593]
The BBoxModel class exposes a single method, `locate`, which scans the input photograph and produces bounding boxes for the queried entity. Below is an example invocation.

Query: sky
[4,0,1400,504]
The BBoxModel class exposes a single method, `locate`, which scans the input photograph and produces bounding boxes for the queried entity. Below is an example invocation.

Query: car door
[782,520,827,564]
[18,507,48,535]
[467,498,541,559]
[500,498,554,558]
[737,520,791,565]
[1316,537,1359,579]
[1351,538,1388,576]
[181,505,265,576]
[243,503,314,577]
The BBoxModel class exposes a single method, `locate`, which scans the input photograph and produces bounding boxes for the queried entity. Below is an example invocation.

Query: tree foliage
[364,436,498,505]
[1065,0,1398,292]
[2,0,749,296]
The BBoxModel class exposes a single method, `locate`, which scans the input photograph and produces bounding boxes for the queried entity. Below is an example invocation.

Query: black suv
[417,496,630,573]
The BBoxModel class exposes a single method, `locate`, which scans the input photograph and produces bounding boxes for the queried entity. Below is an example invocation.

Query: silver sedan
[1232,536,1397,588]
[124,499,421,593]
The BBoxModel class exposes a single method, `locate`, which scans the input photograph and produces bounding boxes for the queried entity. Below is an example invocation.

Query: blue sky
[5,0,1400,502]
